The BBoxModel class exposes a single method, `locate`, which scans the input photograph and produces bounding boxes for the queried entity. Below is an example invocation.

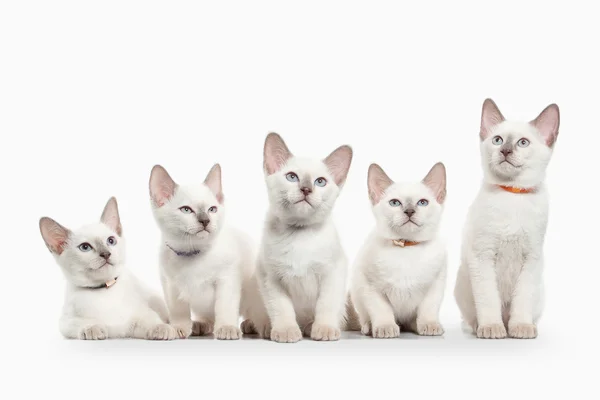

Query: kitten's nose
[198,217,210,227]
[501,148,513,157]
[100,252,111,260]
[404,209,415,217]
[300,187,312,196]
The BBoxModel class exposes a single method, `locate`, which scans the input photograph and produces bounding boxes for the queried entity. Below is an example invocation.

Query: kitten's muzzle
[100,252,111,260]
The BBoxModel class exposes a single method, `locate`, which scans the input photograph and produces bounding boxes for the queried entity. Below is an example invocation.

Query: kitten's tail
[343,295,361,331]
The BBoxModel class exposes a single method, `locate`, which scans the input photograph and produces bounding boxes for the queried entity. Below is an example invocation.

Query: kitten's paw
[240,319,257,334]
[417,322,444,336]
[192,321,214,336]
[214,325,242,340]
[147,324,177,340]
[258,323,272,339]
[508,323,537,339]
[311,324,341,341]
[360,322,372,336]
[270,325,302,343]
[476,323,507,339]
[372,323,400,338]
[79,325,107,340]
[171,321,193,339]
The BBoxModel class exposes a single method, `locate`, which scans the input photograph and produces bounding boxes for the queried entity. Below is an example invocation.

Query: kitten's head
[263,133,353,226]
[39,197,125,287]
[149,164,225,246]
[368,163,446,241]
[479,99,560,187]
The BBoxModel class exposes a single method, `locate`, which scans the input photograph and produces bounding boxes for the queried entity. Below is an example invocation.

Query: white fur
[246,133,353,343]
[351,163,447,338]
[454,99,560,339]
[40,198,174,340]
[150,164,255,340]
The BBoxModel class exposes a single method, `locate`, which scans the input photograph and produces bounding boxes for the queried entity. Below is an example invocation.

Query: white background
[1,1,597,398]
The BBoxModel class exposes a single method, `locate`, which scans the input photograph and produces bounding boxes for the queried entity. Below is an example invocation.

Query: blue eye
[389,199,401,207]
[517,138,530,148]
[78,243,93,252]
[286,172,299,182]
[314,177,327,187]
[417,199,429,206]
[208,206,218,213]
[492,136,503,145]
[180,206,193,214]
[106,236,117,246]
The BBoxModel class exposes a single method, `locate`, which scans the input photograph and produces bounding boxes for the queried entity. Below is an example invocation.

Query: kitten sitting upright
[40,197,175,340]
[249,133,353,343]
[149,164,255,340]
[350,163,447,338]
[454,99,560,339]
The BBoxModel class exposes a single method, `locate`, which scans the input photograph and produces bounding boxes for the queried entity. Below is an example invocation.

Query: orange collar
[392,239,421,248]
[498,185,536,194]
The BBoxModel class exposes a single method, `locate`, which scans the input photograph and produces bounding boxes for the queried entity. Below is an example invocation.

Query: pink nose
[501,148,512,157]
[301,187,312,196]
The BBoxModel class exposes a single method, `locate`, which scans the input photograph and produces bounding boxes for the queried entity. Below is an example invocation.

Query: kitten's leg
[358,285,399,338]
[130,311,178,340]
[213,277,242,340]
[508,252,542,339]
[415,267,446,336]
[162,278,192,339]
[454,263,477,332]
[147,294,170,324]
[259,271,301,343]
[311,268,345,341]
[468,250,506,339]
[60,315,108,340]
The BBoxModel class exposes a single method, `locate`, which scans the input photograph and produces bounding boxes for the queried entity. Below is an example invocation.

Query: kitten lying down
[39,197,175,340]
[350,162,447,337]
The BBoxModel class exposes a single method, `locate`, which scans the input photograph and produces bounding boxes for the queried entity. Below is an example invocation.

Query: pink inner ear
[368,164,393,205]
[150,166,176,207]
[204,164,224,204]
[531,104,560,147]
[263,133,292,175]
[324,145,353,186]
[422,162,447,204]
[480,98,505,140]
[40,218,70,255]
[101,198,122,236]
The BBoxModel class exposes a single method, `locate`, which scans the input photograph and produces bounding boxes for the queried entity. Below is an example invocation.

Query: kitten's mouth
[294,198,313,207]
[400,219,421,227]
[499,159,521,168]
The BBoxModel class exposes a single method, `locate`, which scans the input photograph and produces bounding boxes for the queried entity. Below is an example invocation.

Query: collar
[391,239,421,248]
[498,185,536,194]
[85,277,118,290]
[166,244,201,257]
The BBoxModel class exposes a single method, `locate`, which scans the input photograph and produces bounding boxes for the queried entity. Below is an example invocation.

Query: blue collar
[166,244,201,257]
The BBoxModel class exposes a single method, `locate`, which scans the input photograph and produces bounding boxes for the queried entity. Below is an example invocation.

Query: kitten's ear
[264,132,292,175]
[149,165,177,207]
[531,104,560,147]
[204,163,224,204]
[423,162,447,204]
[101,197,122,236]
[368,163,393,205]
[39,217,71,255]
[480,98,505,140]
[324,145,353,186]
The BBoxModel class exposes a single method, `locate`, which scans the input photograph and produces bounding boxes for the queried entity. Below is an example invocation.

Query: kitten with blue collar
[40,197,175,340]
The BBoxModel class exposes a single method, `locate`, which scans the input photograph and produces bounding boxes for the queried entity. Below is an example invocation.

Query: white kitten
[247,133,353,343]
[149,164,255,340]
[350,163,447,338]
[40,197,175,340]
[454,99,560,339]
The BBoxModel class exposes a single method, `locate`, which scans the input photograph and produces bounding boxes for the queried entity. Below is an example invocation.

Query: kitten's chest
[373,246,443,292]
[75,280,143,322]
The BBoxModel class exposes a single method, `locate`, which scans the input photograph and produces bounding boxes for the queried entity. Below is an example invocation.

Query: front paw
[360,322,372,336]
[508,323,537,339]
[192,321,214,336]
[372,323,400,338]
[476,323,507,339]
[214,325,242,340]
[147,324,177,340]
[270,325,302,343]
[311,324,341,341]
[417,322,444,336]
[171,320,193,339]
[79,324,107,340]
